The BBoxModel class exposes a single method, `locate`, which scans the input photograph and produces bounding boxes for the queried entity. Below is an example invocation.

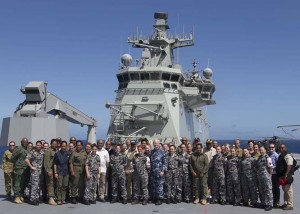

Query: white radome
[203,67,213,79]
[121,54,132,67]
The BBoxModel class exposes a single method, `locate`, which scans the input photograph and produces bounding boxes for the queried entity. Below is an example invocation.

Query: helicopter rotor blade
[277,125,300,128]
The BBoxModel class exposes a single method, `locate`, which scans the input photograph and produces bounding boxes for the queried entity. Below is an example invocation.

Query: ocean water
[1,139,300,165]
[218,139,300,154]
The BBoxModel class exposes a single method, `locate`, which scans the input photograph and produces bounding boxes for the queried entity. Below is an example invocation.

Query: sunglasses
[269,147,274,148]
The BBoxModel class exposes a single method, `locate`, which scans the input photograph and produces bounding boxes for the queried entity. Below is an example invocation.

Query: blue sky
[0,0,299,140]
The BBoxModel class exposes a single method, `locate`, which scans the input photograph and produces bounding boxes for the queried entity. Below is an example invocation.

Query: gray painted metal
[106,12,216,145]
[0,117,69,146]
[0,81,97,146]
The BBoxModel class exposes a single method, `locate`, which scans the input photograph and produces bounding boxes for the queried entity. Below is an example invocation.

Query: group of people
[1,137,296,211]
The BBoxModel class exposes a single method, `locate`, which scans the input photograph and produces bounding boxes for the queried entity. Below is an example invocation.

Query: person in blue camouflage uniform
[226,148,241,206]
[25,141,44,205]
[239,148,258,207]
[165,145,179,204]
[211,146,226,205]
[110,145,127,204]
[150,139,167,205]
[83,144,101,205]
[131,145,150,205]
[177,144,192,203]
[256,146,273,211]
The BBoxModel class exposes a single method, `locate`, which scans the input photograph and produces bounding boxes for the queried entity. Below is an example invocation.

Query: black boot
[166,199,170,204]
[90,200,96,204]
[122,199,127,204]
[265,206,272,211]
[142,199,147,205]
[6,195,12,201]
[131,200,139,205]
[83,200,90,205]
[30,200,39,206]
[110,198,117,204]
[71,198,77,204]
[155,199,162,205]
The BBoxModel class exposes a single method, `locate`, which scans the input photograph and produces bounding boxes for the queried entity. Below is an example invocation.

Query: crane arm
[44,93,97,127]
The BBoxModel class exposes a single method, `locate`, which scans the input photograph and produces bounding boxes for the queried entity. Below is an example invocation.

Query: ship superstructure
[106,12,215,144]
[0,81,97,146]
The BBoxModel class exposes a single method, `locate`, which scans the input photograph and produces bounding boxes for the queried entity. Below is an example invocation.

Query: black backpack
[290,156,298,175]
[277,153,298,176]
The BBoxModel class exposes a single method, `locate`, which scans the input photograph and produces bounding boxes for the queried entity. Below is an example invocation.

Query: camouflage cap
[206,138,213,144]
[194,137,200,142]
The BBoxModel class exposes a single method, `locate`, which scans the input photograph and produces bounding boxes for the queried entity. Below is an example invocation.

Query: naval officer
[2,141,15,200]
[11,138,30,204]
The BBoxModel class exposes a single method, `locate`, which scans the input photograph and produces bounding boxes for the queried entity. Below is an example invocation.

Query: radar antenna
[192,59,198,71]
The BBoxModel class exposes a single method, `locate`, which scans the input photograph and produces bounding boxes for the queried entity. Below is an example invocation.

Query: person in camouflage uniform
[43,139,57,205]
[131,145,150,205]
[25,141,44,205]
[165,144,179,204]
[211,146,226,205]
[125,140,138,202]
[252,143,261,160]
[190,143,209,205]
[83,144,101,205]
[11,138,30,204]
[226,148,241,206]
[234,139,243,158]
[239,148,258,207]
[110,145,127,204]
[144,144,152,201]
[41,142,49,202]
[2,141,15,200]
[150,139,167,205]
[69,140,86,204]
[177,144,192,203]
[256,146,273,211]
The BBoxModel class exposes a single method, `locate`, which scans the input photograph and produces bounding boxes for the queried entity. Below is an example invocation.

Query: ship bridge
[106,12,216,144]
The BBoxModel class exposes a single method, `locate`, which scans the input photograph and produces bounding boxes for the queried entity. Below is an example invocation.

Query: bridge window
[117,74,124,83]
[170,74,180,82]
[203,85,212,92]
[141,73,150,80]
[122,73,129,82]
[130,72,140,81]
[150,72,160,80]
[179,76,184,86]
[162,72,171,81]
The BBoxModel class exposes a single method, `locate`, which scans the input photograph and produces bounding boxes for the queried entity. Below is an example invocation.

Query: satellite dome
[121,54,132,67]
[203,67,213,79]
